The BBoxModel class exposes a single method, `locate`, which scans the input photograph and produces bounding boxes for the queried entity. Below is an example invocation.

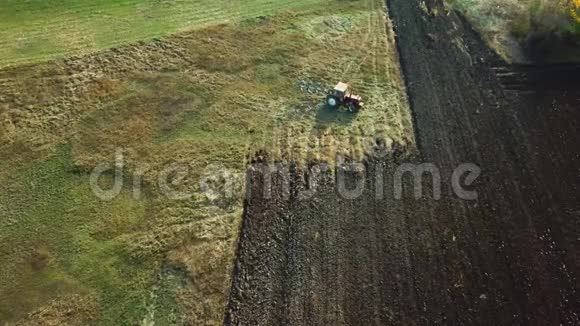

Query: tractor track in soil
[225,0,580,324]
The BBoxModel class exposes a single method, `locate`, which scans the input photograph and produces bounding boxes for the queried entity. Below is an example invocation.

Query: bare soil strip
[226,0,580,324]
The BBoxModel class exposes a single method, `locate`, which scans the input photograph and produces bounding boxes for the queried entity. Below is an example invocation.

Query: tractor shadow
[313,103,357,129]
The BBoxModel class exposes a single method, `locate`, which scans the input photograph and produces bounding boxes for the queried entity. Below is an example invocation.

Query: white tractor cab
[326,82,364,113]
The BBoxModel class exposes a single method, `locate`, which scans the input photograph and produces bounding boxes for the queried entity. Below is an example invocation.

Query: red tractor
[326,82,364,113]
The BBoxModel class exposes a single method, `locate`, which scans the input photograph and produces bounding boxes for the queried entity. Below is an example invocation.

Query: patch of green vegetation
[0,0,331,68]
[441,1,473,32]
[141,267,188,325]
[0,146,155,324]
[448,0,580,37]
[447,0,580,61]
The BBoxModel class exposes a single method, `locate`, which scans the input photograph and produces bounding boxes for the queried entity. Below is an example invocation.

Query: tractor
[325,82,364,113]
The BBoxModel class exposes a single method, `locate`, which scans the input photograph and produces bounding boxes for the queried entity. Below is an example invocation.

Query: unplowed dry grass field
[0,0,412,324]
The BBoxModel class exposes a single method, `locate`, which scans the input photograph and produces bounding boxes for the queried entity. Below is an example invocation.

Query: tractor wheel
[326,95,339,108]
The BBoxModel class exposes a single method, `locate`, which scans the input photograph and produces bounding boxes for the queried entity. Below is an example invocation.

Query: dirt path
[226,0,580,324]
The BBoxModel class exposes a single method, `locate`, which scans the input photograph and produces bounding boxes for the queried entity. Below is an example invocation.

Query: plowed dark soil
[225,0,580,324]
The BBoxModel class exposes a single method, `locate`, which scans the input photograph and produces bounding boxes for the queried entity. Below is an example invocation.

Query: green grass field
[0,147,158,324]
[0,0,329,68]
